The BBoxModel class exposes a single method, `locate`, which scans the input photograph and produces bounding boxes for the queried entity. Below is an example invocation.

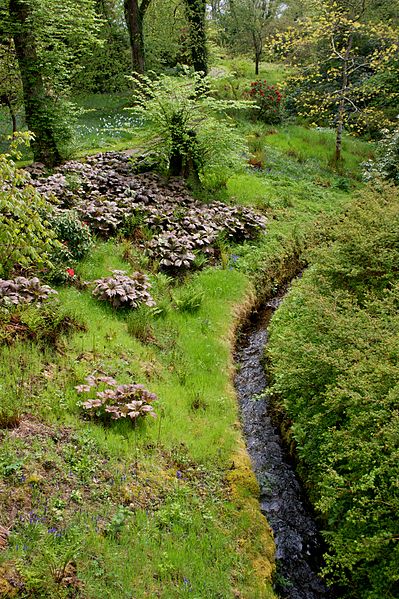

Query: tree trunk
[185,0,207,74]
[253,32,262,76]
[334,33,353,163]
[0,94,17,134]
[124,0,145,73]
[9,0,61,166]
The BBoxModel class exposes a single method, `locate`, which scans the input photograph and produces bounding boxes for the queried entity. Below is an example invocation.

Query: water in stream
[235,298,330,599]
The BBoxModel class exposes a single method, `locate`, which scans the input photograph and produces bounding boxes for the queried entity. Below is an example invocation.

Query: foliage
[0,134,57,277]
[173,285,204,313]
[130,71,249,184]
[77,198,126,235]
[50,209,93,261]
[268,183,399,597]
[363,126,399,184]
[0,277,57,307]
[76,373,157,421]
[217,0,278,74]
[247,80,282,123]
[147,232,196,270]
[272,0,399,156]
[92,270,155,309]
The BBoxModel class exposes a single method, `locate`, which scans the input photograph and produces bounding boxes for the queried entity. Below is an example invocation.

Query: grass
[0,59,375,597]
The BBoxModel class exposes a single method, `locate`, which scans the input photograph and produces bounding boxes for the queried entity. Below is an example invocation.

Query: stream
[235,296,330,599]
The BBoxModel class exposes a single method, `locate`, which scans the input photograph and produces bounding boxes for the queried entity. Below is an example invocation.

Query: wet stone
[235,313,330,599]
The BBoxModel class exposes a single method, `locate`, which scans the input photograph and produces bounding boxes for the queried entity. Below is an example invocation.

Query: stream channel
[235,294,331,599]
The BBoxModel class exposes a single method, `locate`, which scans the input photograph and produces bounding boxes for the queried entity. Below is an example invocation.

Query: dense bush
[247,80,283,124]
[130,72,249,185]
[50,209,93,261]
[76,374,157,422]
[0,134,57,278]
[92,270,155,309]
[268,183,399,598]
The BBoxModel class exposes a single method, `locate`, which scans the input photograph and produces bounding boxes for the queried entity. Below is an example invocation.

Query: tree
[124,0,153,73]
[273,0,399,160]
[130,72,248,184]
[0,39,21,134]
[220,0,278,74]
[2,0,100,165]
[184,0,207,74]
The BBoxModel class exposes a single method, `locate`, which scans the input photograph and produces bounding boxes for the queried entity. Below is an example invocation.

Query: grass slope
[0,75,373,597]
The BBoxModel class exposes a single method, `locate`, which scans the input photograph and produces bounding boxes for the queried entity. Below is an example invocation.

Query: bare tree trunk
[185,0,207,74]
[334,33,353,163]
[252,32,262,75]
[9,0,61,166]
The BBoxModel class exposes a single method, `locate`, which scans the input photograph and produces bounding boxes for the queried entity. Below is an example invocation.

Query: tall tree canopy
[1,0,100,165]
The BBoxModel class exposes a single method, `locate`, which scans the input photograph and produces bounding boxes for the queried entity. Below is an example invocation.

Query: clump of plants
[0,277,57,307]
[146,232,196,270]
[76,374,157,421]
[247,80,283,123]
[50,209,93,261]
[92,270,155,309]
[77,198,126,235]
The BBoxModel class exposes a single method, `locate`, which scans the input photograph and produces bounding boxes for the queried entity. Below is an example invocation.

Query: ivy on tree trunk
[9,0,61,166]
[124,0,152,74]
[184,0,207,74]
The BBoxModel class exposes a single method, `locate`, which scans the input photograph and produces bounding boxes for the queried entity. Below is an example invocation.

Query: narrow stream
[235,297,330,599]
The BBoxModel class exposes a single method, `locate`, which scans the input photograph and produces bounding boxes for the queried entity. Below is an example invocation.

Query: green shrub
[0,133,57,277]
[50,209,93,261]
[130,71,249,186]
[268,183,399,598]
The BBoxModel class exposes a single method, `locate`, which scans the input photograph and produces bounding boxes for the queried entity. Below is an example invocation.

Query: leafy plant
[92,270,155,309]
[146,233,196,271]
[173,286,204,313]
[76,374,157,422]
[130,71,249,185]
[363,126,399,184]
[0,133,57,277]
[0,277,57,307]
[77,198,125,236]
[50,209,93,260]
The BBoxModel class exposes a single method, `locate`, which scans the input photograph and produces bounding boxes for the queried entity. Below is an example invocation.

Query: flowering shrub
[248,80,283,123]
[92,270,155,309]
[0,277,57,307]
[76,373,157,422]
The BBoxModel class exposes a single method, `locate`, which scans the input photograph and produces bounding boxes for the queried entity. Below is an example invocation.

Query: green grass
[0,59,376,597]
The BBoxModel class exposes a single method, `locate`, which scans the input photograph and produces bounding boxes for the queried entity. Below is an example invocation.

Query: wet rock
[235,320,330,599]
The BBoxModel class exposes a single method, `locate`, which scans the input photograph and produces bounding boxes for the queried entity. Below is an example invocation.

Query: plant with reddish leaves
[248,80,283,123]
[76,373,157,422]
[92,270,155,309]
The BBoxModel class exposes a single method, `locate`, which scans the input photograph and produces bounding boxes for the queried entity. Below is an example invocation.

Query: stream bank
[235,292,331,599]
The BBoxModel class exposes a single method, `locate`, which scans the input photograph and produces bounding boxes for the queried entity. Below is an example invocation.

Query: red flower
[66,268,75,277]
